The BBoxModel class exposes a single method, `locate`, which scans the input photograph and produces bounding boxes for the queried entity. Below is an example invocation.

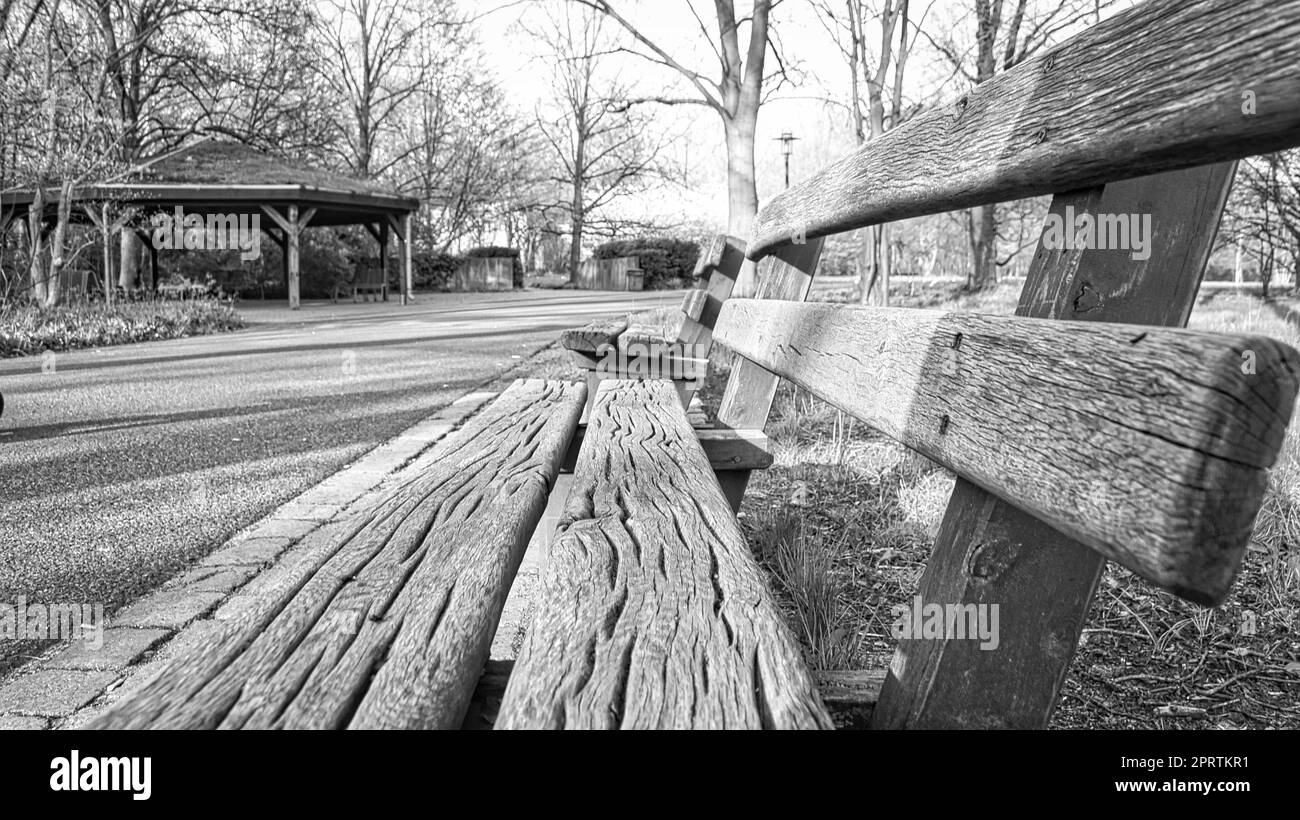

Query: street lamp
[775,131,799,188]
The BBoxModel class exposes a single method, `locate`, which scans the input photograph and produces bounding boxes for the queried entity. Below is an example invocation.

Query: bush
[412,251,461,291]
[592,237,700,289]
[463,246,523,288]
[0,298,244,357]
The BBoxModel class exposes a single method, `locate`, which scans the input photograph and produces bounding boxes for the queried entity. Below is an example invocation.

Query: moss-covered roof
[133,139,402,198]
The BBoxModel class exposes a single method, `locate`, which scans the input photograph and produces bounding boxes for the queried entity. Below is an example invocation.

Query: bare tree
[815,0,921,305]
[921,0,1113,290]
[574,0,788,295]
[312,0,465,179]
[1228,151,1300,300]
[531,5,672,283]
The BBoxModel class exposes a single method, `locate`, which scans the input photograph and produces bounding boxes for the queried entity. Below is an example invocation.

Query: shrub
[0,298,244,358]
[463,246,523,288]
[412,251,462,291]
[592,237,700,289]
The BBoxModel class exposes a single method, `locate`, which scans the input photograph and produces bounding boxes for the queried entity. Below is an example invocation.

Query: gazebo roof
[0,138,419,227]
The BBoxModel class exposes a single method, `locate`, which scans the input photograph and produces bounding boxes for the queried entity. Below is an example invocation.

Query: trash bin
[626,268,644,291]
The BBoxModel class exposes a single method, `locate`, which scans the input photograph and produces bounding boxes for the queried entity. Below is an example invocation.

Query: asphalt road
[0,289,681,658]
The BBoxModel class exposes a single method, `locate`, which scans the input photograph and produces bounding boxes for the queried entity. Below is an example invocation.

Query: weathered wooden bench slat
[562,424,773,473]
[496,379,832,729]
[92,379,585,730]
[748,0,1300,258]
[560,316,629,354]
[716,299,1300,603]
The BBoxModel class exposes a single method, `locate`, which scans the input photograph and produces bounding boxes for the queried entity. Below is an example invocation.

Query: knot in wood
[967,539,1018,581]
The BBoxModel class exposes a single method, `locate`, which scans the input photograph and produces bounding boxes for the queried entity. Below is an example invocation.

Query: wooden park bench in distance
[94,0,1300,729]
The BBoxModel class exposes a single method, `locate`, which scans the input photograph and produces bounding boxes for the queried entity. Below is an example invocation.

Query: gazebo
[0,139,421,309]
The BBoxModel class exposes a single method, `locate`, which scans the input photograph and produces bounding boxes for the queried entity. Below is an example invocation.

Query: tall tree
[313,0,463,179]
[815,0,917,305]
[575,0,787,295]
[532,5,670,283]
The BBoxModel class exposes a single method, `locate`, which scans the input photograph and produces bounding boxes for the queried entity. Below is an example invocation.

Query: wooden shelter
[0,139,420,309]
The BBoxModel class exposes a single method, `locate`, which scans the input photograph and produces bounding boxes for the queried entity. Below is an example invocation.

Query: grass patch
[0,298,244,357]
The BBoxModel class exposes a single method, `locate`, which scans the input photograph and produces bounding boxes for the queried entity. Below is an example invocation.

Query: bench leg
[715,470,749,515]
[870,162,1236,729]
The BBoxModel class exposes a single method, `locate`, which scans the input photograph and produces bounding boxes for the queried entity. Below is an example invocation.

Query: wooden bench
[352,262,388,302]
[94,0,1300,729]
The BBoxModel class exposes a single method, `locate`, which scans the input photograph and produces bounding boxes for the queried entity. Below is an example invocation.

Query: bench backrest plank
[747,0,1300,259]
[716,289,1297,603]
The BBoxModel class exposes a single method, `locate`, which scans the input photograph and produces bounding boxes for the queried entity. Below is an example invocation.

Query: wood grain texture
[872,165,1237,728]
[681,288,709,321]
[560,316,629,354]
[617,319,677,356]
[692,233,730,280]
[748,0,1300,259]
[677,235,746,351]
[496,380,832,729]
[562,424,773,472]
[716,299,1300,602]
[92,379,585,730]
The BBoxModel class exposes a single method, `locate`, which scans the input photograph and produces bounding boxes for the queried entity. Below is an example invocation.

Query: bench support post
[871,162,1237,729]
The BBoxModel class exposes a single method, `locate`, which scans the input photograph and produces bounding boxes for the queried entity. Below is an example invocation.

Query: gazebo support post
[378,220,389,302]
[260,205,315,310]
[287,204,300,309]
[386,212,413,305]
[403,214,413,304]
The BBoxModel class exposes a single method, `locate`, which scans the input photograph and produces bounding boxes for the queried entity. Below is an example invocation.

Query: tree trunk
[725,115,760,296]
[969,204,997,290]
[857,227,873,301]
[44,180,74,307]
[967,0,1001,292]
[569,119,586,289]
[879,222,891,304]
[26,187,47,304]
[119,229,140,290]
[569,215,584,287]
[860,223,892,305]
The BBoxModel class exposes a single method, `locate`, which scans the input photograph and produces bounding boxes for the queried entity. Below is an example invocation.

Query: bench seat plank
[716,300,1300,603]
[93,379,585,730]
[497,379,831,729]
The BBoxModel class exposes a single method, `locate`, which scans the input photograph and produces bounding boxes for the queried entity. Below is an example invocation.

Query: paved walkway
[0,289,681,682]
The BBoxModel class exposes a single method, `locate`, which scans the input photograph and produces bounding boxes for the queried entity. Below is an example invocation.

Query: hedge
[412,251,461,291]
[592,237,699,289]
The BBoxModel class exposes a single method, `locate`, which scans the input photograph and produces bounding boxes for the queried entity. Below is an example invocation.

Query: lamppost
[775,131,799,188]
